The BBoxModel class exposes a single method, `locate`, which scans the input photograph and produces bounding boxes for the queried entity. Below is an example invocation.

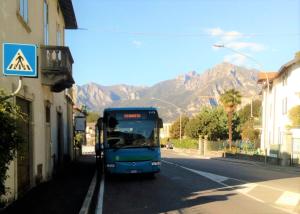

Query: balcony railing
[40,45,75,92]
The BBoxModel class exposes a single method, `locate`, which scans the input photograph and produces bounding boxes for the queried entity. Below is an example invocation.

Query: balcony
[40,45,75,92]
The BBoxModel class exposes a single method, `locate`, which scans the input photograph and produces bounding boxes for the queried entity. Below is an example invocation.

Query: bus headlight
[151,161,161,166]
[106,163,115,168]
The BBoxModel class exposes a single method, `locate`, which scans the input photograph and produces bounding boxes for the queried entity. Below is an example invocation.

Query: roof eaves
[257,72,278,84]
[59,0,78,29]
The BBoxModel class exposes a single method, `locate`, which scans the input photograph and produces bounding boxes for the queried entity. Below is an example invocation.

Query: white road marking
[165,151,297,194]
[236,183,258,194]
[162,160,228,183]
[162,160,297,214]
[96,175,105,214]
[79,172,97,214]
[276,191,300,207]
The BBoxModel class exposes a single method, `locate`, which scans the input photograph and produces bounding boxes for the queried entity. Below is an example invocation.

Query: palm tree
[219,89,242,150]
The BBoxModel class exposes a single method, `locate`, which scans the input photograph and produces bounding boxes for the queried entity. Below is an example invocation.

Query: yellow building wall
[0,0,71,201]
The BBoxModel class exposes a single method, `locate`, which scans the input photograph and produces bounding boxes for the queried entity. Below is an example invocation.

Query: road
[96,149,300,214]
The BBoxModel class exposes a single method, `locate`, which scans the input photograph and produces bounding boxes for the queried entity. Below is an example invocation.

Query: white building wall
[260,60,300,157]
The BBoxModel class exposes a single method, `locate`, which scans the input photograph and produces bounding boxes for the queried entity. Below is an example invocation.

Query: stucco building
[0,0,77,201]
[258,52,300,165]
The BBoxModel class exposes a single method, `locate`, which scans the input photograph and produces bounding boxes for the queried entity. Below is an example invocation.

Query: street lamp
[213,44,270,150]
[151,98,184,143]
[213,44,270,91]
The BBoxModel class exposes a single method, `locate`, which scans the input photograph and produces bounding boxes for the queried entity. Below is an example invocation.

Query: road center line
[96,175,105,214]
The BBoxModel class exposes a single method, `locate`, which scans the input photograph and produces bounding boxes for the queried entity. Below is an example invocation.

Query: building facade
[259,52,300,165]
[160,123,172,139]
[0,0,77,201]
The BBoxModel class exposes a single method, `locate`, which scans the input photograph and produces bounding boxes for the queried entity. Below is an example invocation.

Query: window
[19,0,28,23]
[282,97,287,115]
[44,0,49,45]
[46,106,51,123]
[56,24,61,46]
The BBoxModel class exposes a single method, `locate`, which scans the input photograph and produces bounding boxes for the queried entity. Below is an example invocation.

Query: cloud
[227,42,265,52]
[207,27,224,36]
[132,40,142,48]
[207,28,243,42]
[222,31,243,42]
[207,27,266,67]
[223,54,247,66]
[207,27,265,52]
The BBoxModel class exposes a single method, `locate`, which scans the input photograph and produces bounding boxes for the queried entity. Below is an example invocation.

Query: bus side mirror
[158,118,163,128]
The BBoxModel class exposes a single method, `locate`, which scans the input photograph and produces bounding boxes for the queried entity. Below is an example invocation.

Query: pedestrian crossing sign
[3,43,37,77]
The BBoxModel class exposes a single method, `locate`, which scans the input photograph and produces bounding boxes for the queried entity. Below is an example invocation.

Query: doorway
[16,97,31,195]
[57,112,64,166]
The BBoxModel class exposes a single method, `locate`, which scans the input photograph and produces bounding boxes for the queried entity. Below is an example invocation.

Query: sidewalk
[171,148,300,174]
[1,155,96,214]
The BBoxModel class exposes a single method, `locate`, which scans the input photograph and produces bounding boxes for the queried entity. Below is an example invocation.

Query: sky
[66,0,300,86]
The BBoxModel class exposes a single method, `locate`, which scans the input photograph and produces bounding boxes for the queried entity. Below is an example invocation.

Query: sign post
[1,43,38,102]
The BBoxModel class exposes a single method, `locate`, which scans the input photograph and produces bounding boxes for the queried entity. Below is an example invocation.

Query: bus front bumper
[105,161,161,174]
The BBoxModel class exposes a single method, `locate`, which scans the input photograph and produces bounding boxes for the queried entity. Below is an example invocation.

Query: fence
[166,138,259,154]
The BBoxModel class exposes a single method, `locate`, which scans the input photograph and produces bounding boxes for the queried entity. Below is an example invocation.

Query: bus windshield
[106,118,158,149]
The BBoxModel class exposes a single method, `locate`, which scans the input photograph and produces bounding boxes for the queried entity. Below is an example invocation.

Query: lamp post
[213,44,269,90]
[151,98,183,143]
[213,44,270,150]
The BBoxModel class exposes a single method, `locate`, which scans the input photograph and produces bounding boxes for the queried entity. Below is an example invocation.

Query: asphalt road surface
[97,149,300,214]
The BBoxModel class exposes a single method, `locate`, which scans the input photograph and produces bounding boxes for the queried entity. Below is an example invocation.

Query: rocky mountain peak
[75,63,260,121]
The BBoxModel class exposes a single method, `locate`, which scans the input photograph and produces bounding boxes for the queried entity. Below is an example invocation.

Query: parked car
[166,140,173,149]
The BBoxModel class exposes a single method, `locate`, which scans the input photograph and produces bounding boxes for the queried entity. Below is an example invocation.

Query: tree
[240,120,260,147]
[219,89,242,150]
[185,107,228,140]
[170,115,189,139]
[0,91,24,197]
[288,105,300,127]
[238,99,261,124]
[86,111,100,123]
[184,106,241,141]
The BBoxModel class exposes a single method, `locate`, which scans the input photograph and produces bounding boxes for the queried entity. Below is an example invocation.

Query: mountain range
[74,62,261,122]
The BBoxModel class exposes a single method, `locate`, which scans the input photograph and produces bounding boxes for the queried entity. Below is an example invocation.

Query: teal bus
[96,107,163,175]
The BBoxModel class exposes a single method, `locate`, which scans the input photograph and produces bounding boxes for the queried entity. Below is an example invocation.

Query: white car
[166,142,173,149]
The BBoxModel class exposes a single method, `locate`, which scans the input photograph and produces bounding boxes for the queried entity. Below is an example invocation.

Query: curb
[170,148,300,174]
[79,171,97,214]
[216,157,300,174]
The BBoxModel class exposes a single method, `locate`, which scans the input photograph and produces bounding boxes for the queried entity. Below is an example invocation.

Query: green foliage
[240,120,260,145]
[219,89,242,112]
[220,89,242,148]
[74,133,84,148]
[238,99,261,124]
[185,107,228,140]
[169,115,189,139]
[86,111,100,123]
[288,105,300,127]
[0,91,24,196]
[171,138,198,149]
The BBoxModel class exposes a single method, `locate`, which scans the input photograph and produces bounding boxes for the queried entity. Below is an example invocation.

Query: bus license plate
[130,170,138,173]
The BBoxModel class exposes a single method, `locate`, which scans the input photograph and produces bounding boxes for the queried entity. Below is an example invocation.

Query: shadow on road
[102,153,300,214]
